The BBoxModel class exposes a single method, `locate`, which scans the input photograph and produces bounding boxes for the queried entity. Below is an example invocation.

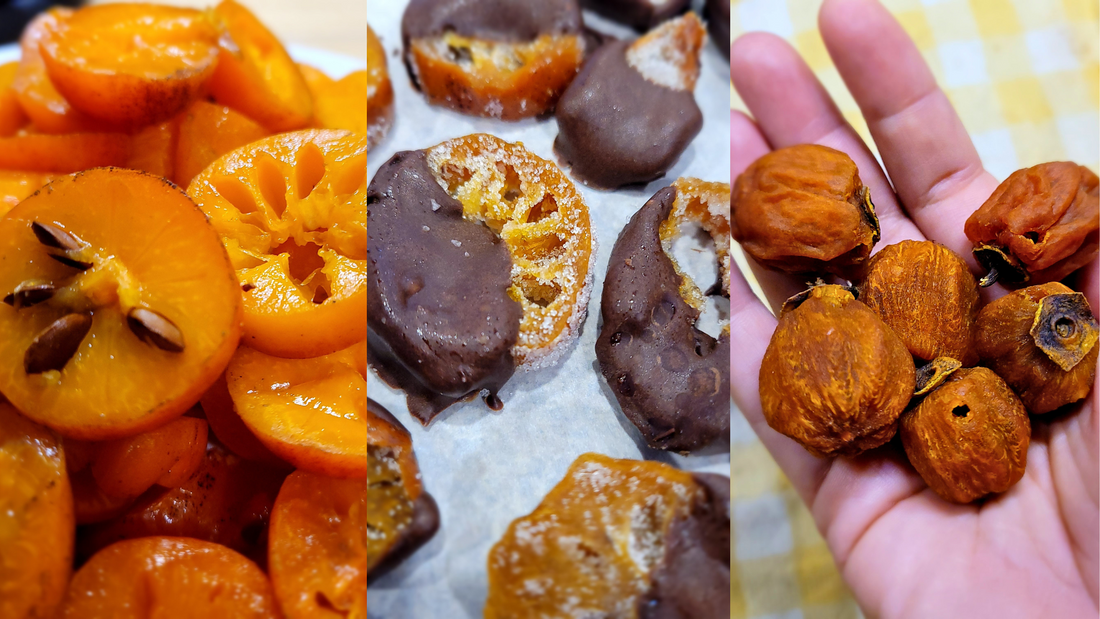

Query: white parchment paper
[367,3,731,616]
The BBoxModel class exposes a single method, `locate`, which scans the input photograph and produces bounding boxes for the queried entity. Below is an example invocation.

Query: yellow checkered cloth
[728,1,1099,618]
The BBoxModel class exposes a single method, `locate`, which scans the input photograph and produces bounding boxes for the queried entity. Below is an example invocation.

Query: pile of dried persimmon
[733,144,1098,504]
[0,3,366,618]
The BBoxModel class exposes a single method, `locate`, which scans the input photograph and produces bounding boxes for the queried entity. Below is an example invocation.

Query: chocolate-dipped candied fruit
[485,453,729,618]
[901,367,1030,504]
[974,282,1098,414]
[965,162,1098,287]
[760,285,915,457]
[860,240,980,365]
[732,144,881,279]
[554,13,705,189]
[596,179,730,452]
[367,399,439,581]
[401,0,585,120]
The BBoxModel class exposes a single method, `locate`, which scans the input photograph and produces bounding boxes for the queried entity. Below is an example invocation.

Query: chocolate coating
[402,0,582,42]
[596,187,730,451]
[640,473,731,618]
[555,40,702,189]
[367,150,522,424]
[580,0,691,32]
[704,0,730,59]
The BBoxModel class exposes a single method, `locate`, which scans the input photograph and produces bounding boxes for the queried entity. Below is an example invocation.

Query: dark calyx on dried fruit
[760,284,915,457]
[367,150,522,424]
[367,399,440,581]
[860,240,980,365]
[974,282,1098,414]
[596,183,730,453]
[913,357,962,397]
[901,367,1030,504]
[965,162,1099,287]
[732,144,880,279]
[579,0,691,32]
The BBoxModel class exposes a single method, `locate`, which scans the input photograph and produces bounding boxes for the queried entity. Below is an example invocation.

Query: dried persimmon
[270,471,366,618]
[208,0,313,132]
[174,100,269,189]
[188,129,366,358]
[0,403,73,619]
[0,62,28,137]
[38,4,219,130]
[226,342,366,478]
[0,168,242,440]
[59,537,282,619]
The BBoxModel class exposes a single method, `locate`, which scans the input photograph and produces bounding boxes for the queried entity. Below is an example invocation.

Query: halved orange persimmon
[0,168,242,440]
[38,3,220,130]
[60,537,282,618]
[174,100,269,188]
[0,171,53,216]
[200,372,286,466]
[314,70,368,135]
[90,416,208,499]
[208,0,313,132]
[0,131,131,173]
[188,129,366,358]
[269,471,366,618]
[0,62,28,137]
[0,403,73,619]
[11,9,101,135]
[226,342,366,478]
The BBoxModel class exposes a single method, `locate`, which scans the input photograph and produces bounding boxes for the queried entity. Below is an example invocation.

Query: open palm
[728,0,1099,617]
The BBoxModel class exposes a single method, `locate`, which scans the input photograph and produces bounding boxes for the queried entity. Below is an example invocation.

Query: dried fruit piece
[188,129,366,358]
[760,284,915,457]
[402,0,585,120]
[974,282,1098,414]
[901,367,1029,504]
[59,537,282,618]
[366,26,392,148]
[208,0,313,132]
[0,169,242,440]
[965,162,1098,286]
[485,453,730,617]
[732,144,880,279]
[270,471,367,617]
[200,373,286,466]
[596,179,730,452]
[367,399,438,579]
[39,4,219,129]
[860,240,980,365]
[0,404,73,619]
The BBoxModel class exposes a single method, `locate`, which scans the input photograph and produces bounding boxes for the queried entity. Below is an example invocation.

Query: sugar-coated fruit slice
[0,403,73,619]
[0,168,243,440]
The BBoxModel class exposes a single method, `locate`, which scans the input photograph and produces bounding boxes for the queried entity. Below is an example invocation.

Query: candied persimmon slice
[59,537,282,618]
[126,118,179,180]
[315,70,368,136]
[270,471,366,618]
[0,168,242,440]
[0,62,29,137]
[188,129,367,358]
[226,342,366,478]
[11,9,102,135]
[39,4,219,130]
[77,442,289,567]
[0,171,53,216]
[0,132,131,173]
[174,100,269,188]
[200,372,285,465]
[0,403,73,619]
[90,417,208,499]
[208,0,313,132]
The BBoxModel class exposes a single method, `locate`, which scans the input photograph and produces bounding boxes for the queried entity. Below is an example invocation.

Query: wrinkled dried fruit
[901,367,1029,504]
[860,240,980,365]
[965,162,1099,287]
[760,284,915,457]
[974,282,1098,414]
[913,357,962,396]
[732,144,880,279]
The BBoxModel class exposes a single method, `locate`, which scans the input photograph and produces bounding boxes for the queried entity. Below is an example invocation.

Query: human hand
[728,0,1099,616]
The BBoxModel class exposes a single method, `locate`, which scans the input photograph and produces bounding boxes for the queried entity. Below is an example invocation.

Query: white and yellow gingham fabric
[728,1,1099,617]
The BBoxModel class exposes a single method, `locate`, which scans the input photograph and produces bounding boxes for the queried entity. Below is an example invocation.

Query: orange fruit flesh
[270,471,366,618]
[90,417,208,500]
[39,3,219,129]
[316,70,368,135]
[174,100,269,188]
[0,171,53,216]
[208,0,312,132]
[0,62,29,137]
[0,168,242,440]
[200,372,286,465]
[0,132,131,173]
[60,536,282,619]
[188,129,367,358]
[0,403,73,619]
[227,342,366,478]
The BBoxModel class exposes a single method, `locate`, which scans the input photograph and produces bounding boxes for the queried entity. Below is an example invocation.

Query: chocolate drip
[402,0,582,43]
[555,41,703,189]
[596,187,730,451]
[367,150,521,425]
